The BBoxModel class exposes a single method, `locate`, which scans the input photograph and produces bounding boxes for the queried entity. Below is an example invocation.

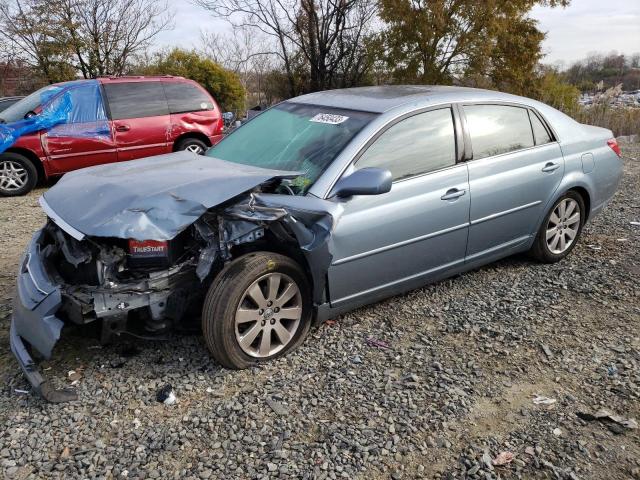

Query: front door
[103,81,171,161]
[462,104,564,260]
[42,82,117,173]
[327,107,470,308]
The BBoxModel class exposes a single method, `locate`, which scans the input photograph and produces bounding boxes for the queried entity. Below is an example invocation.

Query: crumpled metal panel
[0,80,109,153]
[41,152,300,240]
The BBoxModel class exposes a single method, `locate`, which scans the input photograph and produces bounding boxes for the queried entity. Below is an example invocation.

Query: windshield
[0,85,58,123]
[206,102,376,194]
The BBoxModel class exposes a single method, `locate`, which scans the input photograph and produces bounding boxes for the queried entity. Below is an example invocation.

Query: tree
[0,0,172,80]
[195,0,377,97]
[535,67,579,113]
[0,0,76,83]
[377,0,569,91]
[138,48,246,113]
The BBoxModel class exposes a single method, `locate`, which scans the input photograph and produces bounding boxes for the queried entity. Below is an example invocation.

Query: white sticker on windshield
[310,113,349,125]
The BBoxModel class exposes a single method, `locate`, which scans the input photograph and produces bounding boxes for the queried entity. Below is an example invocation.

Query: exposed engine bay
[11,153,343,402]
[37,187,334,345]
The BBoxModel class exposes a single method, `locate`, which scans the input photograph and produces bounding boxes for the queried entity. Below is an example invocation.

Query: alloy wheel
[0,160,28,192]
[545,198,581,254]
[185,144,204,154]
[234,272,302,358]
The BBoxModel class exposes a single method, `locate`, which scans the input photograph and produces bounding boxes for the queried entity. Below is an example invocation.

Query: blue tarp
[0,80,110,154]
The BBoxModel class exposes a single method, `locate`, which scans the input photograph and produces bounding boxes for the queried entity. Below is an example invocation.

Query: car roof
[97,75,189,84]
[288,85,540,113]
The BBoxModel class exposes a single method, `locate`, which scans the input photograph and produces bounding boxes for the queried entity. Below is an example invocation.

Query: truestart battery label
[128,239,169,257]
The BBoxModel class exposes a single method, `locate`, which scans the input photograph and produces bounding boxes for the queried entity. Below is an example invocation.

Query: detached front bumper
[10,229,77,402]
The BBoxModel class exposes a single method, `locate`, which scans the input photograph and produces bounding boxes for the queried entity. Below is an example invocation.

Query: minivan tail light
[607,138,622,158]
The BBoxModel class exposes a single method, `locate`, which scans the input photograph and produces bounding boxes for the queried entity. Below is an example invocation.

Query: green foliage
[376,0,569,95]
[535,69,580,113]
[141,49,246,113]
[565,53,640,92]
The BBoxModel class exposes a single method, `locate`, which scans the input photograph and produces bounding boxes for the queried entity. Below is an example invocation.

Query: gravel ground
[0,145,638,480]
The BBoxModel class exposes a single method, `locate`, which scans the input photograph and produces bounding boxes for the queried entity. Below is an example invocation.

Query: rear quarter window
[104,82,169,119]
[464,104,534,160]
[529,110,553,145]
[162,82,214,114]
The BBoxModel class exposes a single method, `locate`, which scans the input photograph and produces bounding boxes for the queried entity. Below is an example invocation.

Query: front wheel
[529,191,585,263]
[202,252,312,369]
[0,153,38,197]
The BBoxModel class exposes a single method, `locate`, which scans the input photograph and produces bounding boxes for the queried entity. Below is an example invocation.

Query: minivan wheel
[0,153,38,197]
[530,191,585,263]
[202,252,312,369]
[176,137,207,155]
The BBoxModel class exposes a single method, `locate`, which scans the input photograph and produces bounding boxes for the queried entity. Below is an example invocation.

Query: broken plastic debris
[586,244,601,251]
[14,388,29,394]
[492,451,514,466]
[576,408,638,431]
[533,395,557,405]
[67,369,83,384]
[366,337,391,349]
[156,384,177,405]
[630,221,640,226]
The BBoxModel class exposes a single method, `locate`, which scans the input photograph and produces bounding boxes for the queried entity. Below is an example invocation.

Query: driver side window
[356,108,456,181]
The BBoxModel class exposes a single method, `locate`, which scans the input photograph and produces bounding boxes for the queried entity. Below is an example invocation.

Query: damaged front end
[11,163,337,401]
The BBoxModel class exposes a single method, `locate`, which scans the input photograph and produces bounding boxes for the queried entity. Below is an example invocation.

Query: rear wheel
[0,152,38,197]
[202,252,312,369]
[175,137,208,155]
[530,191,585,263]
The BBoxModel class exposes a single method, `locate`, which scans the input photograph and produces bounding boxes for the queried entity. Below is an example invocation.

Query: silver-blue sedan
[11,86,623,401]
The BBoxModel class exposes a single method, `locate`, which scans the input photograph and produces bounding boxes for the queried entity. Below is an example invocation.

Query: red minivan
[0,76,225,196]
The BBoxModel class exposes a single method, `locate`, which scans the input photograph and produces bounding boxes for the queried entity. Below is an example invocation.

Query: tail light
[607,138,622,158]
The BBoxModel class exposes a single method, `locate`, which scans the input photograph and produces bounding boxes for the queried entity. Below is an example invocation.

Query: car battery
[127,239,174,269]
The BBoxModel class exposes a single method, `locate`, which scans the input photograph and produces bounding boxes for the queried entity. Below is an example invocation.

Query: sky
[156,0,640,67]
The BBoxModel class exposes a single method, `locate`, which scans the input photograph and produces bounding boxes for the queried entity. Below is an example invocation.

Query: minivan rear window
[104,82,169,120]
[464,105,534,160]
[163,82,214,114]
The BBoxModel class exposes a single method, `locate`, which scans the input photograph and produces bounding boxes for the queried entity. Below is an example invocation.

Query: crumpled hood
[41,151,299,240]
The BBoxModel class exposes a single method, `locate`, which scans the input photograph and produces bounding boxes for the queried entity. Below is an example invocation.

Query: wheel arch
[226,239,316,296]
[3,147,46,184]
[567,186,591,222]
[172,132,211,151]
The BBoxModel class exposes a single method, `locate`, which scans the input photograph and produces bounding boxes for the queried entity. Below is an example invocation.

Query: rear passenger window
[104,82,168,120]
[357,108,456,181]
[464,105,534,159]
[529,110,552,145]
[163,82,214,114]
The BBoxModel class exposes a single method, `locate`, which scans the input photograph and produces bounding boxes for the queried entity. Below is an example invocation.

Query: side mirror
[334,167,392,198]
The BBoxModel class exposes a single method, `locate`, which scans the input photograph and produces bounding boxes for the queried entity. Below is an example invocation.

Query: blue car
[10,86,623,401]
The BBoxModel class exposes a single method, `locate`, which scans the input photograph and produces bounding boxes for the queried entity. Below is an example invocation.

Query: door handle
[441,188,466,201]
[115,124,130,132]
[542,162,560,173]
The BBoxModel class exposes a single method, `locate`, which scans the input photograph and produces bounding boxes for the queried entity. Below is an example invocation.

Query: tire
[175,137,208,155]
[529,191,586,263]
[0,152,38,197]
[202,252,312,369]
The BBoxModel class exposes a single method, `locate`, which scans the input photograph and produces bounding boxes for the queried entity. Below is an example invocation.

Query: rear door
[162,81,222,146]
[42,82,117,173]
[463,104,564,261]
[103,81,171,161]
